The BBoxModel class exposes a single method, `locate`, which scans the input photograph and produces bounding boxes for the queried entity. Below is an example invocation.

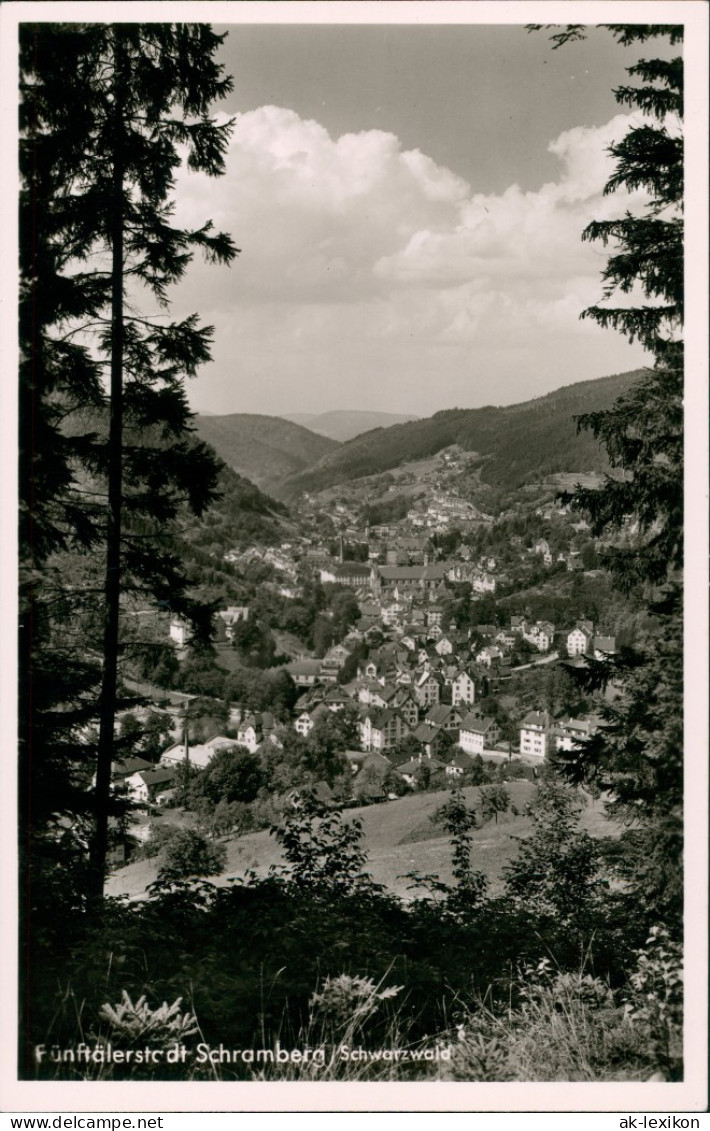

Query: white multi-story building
[519,711,554,760]
[458,714,500,755]
[451,670,476,707]
[567,621,595,656]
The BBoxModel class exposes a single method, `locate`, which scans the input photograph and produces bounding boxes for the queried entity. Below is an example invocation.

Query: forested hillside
[61,408,288,554]
[279,370,647,497]
[281,409,419,442]
[193,413,339,496]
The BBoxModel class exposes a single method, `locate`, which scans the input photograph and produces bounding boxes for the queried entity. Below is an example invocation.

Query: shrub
[158,828,227,880]
[623,925,683,1079]
[445,962,650,1082]
[269,791,377,896]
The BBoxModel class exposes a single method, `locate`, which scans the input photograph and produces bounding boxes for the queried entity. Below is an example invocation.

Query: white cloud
[169,107,650,414]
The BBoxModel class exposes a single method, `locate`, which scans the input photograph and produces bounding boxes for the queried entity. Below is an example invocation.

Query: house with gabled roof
[322,687,352,710]
[160,733,235,770]
[359,601,381,620]
[110,756,154,787]
[459,713,500,755]
[435,635,454,656]
[359,707,409,752]
[553,714,600,752]
[411,722,451,759]
[284,659,322,687]
[394,664,415,686]
[216,606,249,640]
[593,636,617,659]
[396,756,446,786]
[414,670,441,709]
[445,750,477,778]
[451,669,476,707]
[294,701,331,737]
[390,685,419,728]
[523,620,556,653]
[125,765,176,805]
[567,624,594,656]
[474,624,498,640]
[475,645,504,668]
[496,628,518,650]
[357,680,389,708]
[381,600,409,627]
[425,704,464,732]
[237,712,276,753]
[472,573,496,594]
[324,643,351,666]
[519,710,554,760]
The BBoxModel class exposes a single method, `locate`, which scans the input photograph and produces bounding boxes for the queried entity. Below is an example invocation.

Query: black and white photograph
[4,0,708,1115]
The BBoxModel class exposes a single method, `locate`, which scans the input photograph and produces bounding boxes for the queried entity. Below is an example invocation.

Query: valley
[105,368,652,902]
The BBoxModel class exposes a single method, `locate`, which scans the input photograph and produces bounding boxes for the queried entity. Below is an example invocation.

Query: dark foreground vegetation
[28,778,681,1082]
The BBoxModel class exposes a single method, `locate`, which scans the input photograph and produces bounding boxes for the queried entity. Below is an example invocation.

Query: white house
[519,710,554,760]
[451,670,476,707]
[445,750,477,778]
[458,714,500,755]
[523,621,555,653]
[359,708,408,752]
[160,733,235,770]
[294,703,330,737]
[554,715,600,752]
[124,765,176,804]
[567,624,594,656]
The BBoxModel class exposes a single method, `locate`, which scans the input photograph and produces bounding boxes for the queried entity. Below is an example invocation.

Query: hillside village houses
[159,596,605,780]
[143,491,614,818]
[518,710,602,761]
[160,733,237,770]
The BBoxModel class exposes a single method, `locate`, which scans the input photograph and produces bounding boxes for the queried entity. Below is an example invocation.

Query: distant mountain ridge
[192,413,339,497]
[278,370,650,498]
[280,410,419,442]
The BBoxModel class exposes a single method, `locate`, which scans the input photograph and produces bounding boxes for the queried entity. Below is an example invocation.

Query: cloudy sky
[169,18,676,418]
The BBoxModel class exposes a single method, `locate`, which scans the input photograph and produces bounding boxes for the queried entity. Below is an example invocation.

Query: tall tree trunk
[89,34,126,902]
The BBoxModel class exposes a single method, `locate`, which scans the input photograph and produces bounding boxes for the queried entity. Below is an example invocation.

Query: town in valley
[106,414,639,894]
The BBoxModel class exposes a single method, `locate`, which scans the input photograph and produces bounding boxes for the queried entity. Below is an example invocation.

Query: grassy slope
[192,413,339,497]
[107,781,618,901]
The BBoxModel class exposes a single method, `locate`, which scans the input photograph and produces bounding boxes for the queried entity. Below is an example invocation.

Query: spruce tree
[19,23,239,902]
[531,25,684,927]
